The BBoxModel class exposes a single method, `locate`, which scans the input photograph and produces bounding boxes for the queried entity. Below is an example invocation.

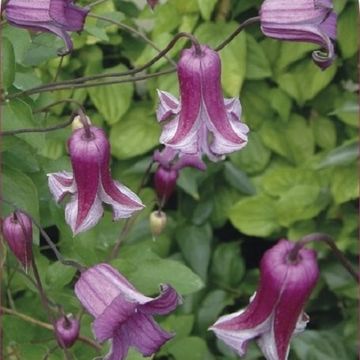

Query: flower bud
[55,314,80,348]
[71,115,91,131]
[154,166,178,204]
[2,211,32,269]
[150,211,167,236]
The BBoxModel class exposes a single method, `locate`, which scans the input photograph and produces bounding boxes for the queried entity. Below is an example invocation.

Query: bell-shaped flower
[75,263,181,360]
[4,0,89,54]
[153,147,205,205]
[210,239,319,360]
[260,0,337,69]
[156,45,249,162]
[55,314,80,348]
[2,211,33,269]
[47,125,144,235]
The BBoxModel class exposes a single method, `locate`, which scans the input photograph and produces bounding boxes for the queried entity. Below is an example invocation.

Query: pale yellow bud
[149,211,167,236]
[71,115,91,131]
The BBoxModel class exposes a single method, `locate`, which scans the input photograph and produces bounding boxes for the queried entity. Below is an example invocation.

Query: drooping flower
[75,263,181,360]
[210,239,319,360]
[47,125,144,235]
[156,45,249,162]
[2,211,33,269]
[4,0,89,54]
[260,0,337,69]
[153,147,205,205]
[147,0,159,9]
[55,314,80,348]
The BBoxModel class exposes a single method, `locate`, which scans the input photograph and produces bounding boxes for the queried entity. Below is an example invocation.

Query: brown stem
[5,69,175,99]
[288,233,359,283]
[215,16,260,51]
[0,307,101,351]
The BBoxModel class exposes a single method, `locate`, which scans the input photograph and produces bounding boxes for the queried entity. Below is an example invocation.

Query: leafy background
[1,0,358,359]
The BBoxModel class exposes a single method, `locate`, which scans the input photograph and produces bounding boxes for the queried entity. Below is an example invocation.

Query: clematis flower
[2,211,33,269]
[55,314,80,348]
[75,263,181,360]
[147,0,159,9]
[153,147,205,205]
[47,125,144,235]
[260,0,337,69]
[4,0,89,54]
[156,45,249,162]
[210,239,319,360]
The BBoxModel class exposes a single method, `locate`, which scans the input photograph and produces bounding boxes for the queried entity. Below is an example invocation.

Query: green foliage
[2,0,357,359]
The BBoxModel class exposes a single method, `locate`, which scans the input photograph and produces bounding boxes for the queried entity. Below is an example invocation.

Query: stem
[88,0,109,8]
[88,13,176,66]
[33,99,85,114]
[216,0,231,21]
[215,16,260,51]
[0,307,101,351]
[6,69,175,99]
[5,31,200,99]
[288,233,359,283]
[30,257,74,359]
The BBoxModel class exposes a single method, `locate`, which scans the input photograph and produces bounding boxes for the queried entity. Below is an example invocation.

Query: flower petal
[49,0,89,31]
[127,313,173,356]
[139,284,182,315]
[104,328,130,360]
[47,171,75,203]
[92,294,137,342]
[156,90,180,122]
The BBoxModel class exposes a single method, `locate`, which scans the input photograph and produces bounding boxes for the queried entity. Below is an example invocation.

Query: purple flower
[55,314,80,348]
[156,45,249,162]
[47,126,144,235]
[2,211,32,269]
[75,263,181,360]
[210,240,319,360]
[260,0,337,69]
[147,0,159,9]
[4,0,89,54]
[153,147,205,205]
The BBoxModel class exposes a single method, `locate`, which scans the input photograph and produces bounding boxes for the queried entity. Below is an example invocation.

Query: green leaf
[3,26,31,64]
[195,22,247,96]
[337,4,358,59]
[293,330,350,360]
[197,290,233,332]
[276,185,329,227]
[45,261,76,290]
[2,166,39,243]
[22,33,62,66]
[167,337,211,360]
[88,65,134,124]
[176,224,212,281]
[311,116,337,150]
[224,162,256,195]
[245,33,272,80]
[270,88,292,122]
[211,242,245,288]
[196,0,217,20]
[230,195,280,237]
[113,243,204,295]
[316,140,358,169]
[331,93,358,127]
[177,168,202,200]
[3,38,15,90]
[330,165,357,204]
[109,103,160,159]
[276,59,337,105]
[230,132,271,174]
[3,99,45,150]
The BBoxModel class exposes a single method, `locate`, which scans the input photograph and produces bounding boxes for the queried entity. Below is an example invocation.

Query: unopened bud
[150,211,167,236]
[2,211,33,269]
[55,314,80,348]
[154,166,178,204]
[147,0,159,9]
[71,115,91,131]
